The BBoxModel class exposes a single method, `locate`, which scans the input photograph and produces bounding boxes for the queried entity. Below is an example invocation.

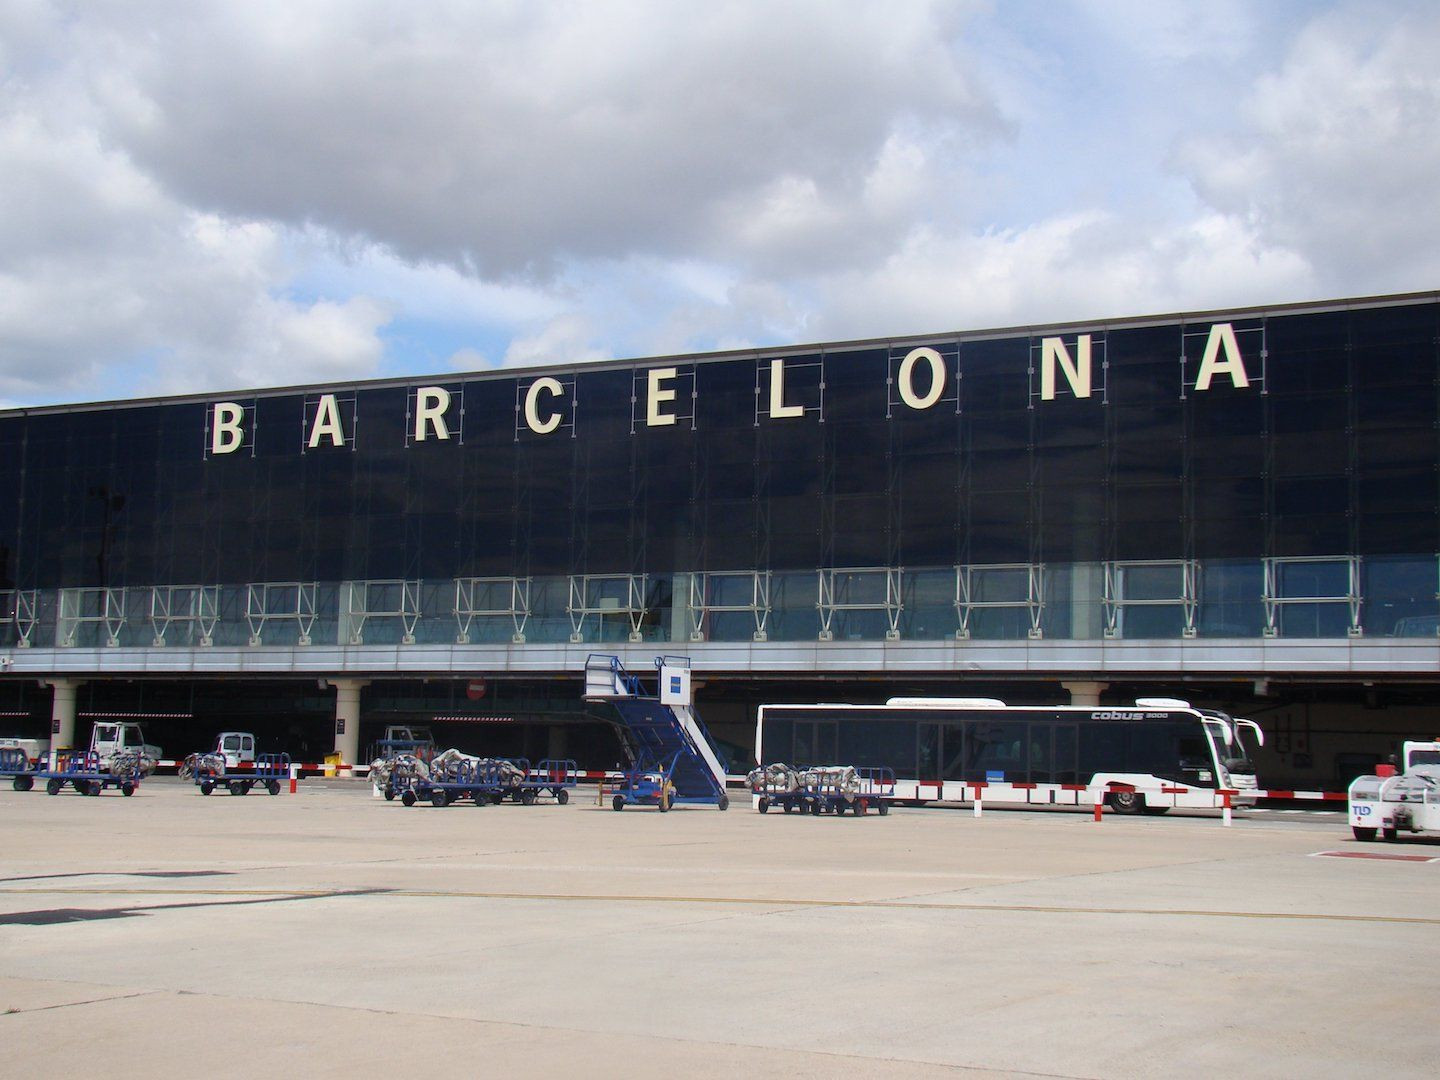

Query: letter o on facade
[898,348,946,410]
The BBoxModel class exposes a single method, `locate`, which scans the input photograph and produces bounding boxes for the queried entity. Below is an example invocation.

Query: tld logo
[1354,804,1372,817]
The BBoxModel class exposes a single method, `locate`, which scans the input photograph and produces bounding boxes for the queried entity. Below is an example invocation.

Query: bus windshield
[1225,719,1262,775]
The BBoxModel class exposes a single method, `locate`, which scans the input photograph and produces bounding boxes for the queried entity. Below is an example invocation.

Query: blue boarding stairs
[584,654,730,812]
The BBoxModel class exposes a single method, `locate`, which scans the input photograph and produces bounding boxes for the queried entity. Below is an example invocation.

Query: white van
[214,732,258,768]
[90,722,162,767]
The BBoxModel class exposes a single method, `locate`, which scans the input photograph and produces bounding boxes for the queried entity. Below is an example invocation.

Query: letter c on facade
[524,377,566,435]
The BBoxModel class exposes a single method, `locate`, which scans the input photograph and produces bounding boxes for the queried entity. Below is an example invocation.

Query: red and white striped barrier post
[1220,789,1234,827]
[973,785,983,819]
[1093,787,1104,822]
[289,762,299,795]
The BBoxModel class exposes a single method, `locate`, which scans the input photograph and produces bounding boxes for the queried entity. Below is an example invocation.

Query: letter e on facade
[646,368,678,427]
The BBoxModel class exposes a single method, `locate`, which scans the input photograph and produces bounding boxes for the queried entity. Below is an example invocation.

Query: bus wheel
[1352,827,1377,842]
[1109,791,1145,815]
[1382,826,1398,841]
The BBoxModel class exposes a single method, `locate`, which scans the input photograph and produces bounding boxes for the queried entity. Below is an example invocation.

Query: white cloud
[1178,4,1440,293]
[446,347,490,373]
[501,313,611,369]
[0,1,1435,408]
[75,0,999,278]
[806,211,1313,341]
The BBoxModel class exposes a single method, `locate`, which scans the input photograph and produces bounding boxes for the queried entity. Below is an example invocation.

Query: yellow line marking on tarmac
[1,885,1436,926]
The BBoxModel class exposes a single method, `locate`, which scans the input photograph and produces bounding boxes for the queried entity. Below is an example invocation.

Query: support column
[325,678,369,766]
[44,678,83,763]
[1061,680,1108,707]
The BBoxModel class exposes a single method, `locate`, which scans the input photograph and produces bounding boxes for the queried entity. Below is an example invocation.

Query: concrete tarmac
[2,778,1437,1079]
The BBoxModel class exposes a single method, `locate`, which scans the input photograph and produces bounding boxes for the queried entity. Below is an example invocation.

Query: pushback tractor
[1348,740,1440,842]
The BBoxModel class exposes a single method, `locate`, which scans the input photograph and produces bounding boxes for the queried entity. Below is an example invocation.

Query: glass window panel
[1277,560,1350,598]
[970,608,1032,639]
[1365,556,1439,637]
[1122,564,1185,601]
[1197,560,1264,637]
[1120,606,1187,638]
[1277,603,1351,637]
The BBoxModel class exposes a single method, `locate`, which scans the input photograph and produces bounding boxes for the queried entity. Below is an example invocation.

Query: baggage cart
[37,750,142,797]
[196,753,291,796]
[803,765,897,816]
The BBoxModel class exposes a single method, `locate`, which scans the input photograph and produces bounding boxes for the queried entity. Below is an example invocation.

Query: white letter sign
[769,359,803,418]
[211,402,245,455]
[413,386,452,441]
[1194,323,1250,390]
[524,377,565,434]
[1041,336,1092,401]
[898,348,946,410]
[307,394,347,448]
[646,367,677,427]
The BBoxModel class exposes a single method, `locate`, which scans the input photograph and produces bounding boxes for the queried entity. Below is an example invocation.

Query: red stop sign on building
[466,679,487,701]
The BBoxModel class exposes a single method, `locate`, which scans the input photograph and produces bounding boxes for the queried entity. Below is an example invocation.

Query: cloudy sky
[1,0,1437,407]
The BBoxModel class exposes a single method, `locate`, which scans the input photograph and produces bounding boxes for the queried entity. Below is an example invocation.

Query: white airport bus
[754,697,1262,814]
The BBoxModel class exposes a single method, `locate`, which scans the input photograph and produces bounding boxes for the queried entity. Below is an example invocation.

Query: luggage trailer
[754,766,897,816]
[394,758,579,808]
[194,753,291,796]
[36,750,143,797]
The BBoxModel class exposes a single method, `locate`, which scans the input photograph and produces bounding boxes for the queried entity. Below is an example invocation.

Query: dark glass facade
[0,293,1436,646]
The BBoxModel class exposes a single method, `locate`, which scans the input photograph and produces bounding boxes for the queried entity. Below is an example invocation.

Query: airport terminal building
[1,291,1437,787]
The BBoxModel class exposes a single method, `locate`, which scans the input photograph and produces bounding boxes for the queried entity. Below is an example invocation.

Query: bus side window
[762,720,793,764]
[1079,722,1125,774]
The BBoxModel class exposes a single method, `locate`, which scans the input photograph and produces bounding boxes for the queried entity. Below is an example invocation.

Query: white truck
[213,731,258,768]
[1348,740,1440,842]
[89,722,163,770]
